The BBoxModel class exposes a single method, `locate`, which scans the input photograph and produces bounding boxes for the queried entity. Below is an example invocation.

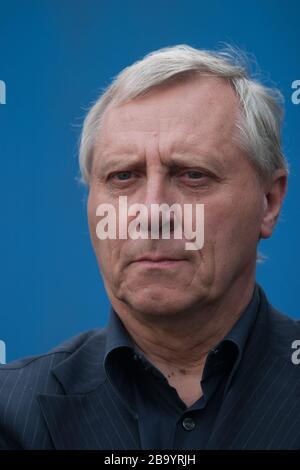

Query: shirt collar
[104,283,260,391]
[105,283,260,357]
[208,283,260,395]
[217,283,260,353]
[104,306,134,359]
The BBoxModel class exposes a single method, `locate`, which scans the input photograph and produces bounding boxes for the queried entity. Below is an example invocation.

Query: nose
[141,172,177,236]
[144,172,168,206]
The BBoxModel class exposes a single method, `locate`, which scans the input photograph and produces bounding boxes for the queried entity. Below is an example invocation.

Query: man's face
[87,76,267,317]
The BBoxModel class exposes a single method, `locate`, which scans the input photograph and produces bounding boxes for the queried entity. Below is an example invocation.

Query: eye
[182,170,205,180]
[112,171,133,181]
[183,170,204,179]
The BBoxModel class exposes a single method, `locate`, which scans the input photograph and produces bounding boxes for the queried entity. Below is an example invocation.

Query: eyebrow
[95,153,144,174]
[94,148,227,175]
[167,152,226,174]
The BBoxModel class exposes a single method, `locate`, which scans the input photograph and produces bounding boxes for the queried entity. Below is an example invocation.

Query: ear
[260,169,288,239]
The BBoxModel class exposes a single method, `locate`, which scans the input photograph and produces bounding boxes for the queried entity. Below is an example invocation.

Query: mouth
[130,256,187,269]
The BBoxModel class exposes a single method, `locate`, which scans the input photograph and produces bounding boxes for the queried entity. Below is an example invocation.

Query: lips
[129,255,186,269]
[132,255,185,263]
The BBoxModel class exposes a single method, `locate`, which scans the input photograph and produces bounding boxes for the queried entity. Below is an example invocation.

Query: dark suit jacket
[0,285,300,450]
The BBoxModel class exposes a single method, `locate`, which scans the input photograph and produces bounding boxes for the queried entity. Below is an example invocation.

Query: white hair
[79,44,288,185]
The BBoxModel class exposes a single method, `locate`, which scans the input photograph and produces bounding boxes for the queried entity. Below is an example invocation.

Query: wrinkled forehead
[94,75,241,158]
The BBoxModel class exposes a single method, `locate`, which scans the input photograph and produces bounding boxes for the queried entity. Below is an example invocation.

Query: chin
[121,286,193,318]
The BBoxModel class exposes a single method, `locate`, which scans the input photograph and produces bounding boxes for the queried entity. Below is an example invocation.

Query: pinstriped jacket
[0,286,300,450]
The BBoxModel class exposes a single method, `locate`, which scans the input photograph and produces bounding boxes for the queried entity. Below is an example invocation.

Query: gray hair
[79,44,288,185]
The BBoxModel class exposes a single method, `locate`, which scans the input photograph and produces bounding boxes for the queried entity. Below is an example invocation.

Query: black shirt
[104,284,260,449]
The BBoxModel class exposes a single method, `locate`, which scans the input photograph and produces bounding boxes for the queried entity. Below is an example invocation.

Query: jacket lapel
[38,383,140,449]
[37,331,141,449]
[207,289,300,450]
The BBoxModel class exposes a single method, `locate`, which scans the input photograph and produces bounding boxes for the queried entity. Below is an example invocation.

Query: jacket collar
[51,329,108,394]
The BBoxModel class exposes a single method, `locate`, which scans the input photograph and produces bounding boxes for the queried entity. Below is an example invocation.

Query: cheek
[87,195,98,243]
[87,191,113,248]
[92,239,124,298]
[95,238,120,270]
[203,192,263,256]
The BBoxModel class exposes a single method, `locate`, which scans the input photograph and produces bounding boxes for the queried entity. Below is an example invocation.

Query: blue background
[0,0,299,362]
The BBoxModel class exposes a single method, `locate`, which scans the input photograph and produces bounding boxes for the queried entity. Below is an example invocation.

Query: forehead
[95,75,240,157]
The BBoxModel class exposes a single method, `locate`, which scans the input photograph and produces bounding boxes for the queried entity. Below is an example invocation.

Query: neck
[111,277,256,373]
[110,276,256,407]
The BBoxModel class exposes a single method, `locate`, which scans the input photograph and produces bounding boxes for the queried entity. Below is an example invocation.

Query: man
[0,44,299,450]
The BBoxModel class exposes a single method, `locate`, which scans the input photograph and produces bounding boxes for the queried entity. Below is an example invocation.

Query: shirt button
[182,417,196,431]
